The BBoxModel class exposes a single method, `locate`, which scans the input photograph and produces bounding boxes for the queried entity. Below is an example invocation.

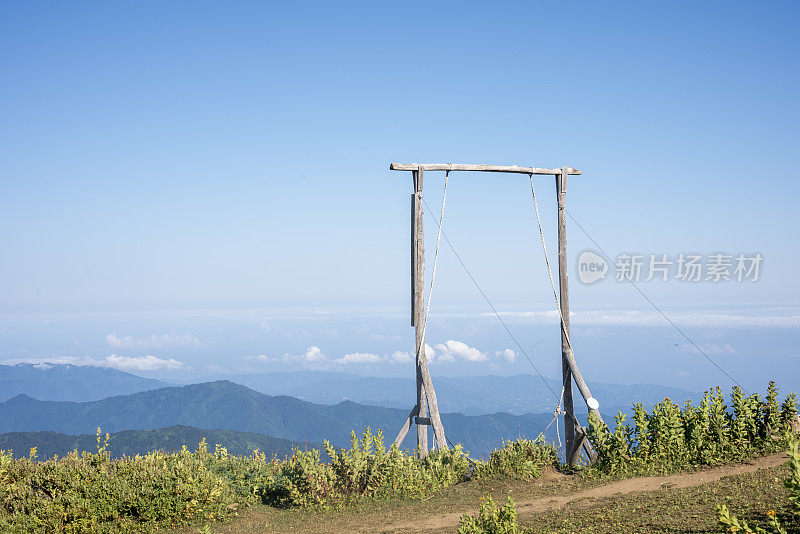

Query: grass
[179,467,603,533]
[525,463,796,533]
[181,456,794,533]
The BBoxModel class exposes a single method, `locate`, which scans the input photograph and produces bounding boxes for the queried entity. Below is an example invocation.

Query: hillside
[0,380,795,533]
[0,425,322,460]
[0,363,169,402]
[0,381,557,457]
[211,371,698,415]
[0,364,698,416]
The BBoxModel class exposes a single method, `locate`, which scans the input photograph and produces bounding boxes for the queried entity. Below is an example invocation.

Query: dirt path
[377,451,788,533]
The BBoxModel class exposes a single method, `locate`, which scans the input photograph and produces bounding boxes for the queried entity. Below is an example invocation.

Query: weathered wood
[395,161,600,461]
[567,426,599,465]
[391,163,581,175]
[568,427,586,467]
[418,351,448,449]
[582,434,599,463]
[565,347,605,426]
[413,170,428,456]
[554,167,605,465]
[410,193,416,327]
[394,405,419,447]
[556,168,577,465]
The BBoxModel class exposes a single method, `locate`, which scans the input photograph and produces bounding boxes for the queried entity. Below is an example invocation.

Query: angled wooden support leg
[568,427,584,467]
[582,436,598,464]
[394,405,420,448]
[419,361,448,450]
[567,426,599,466]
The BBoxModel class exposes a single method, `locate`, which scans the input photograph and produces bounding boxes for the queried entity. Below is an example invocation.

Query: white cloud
[300,346,326,362]
[391,351,413,363]
[2,354,184,372]
[103,354,184,371]
[106,332,202,349]
[678,343,738,355]
[335,352,381,364]
[496,349,516,362]
[433,340,487,363]
[243,342,501,369]
[246,346,328,367]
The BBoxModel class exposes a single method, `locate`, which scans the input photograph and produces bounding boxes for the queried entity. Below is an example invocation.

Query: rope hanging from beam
[528,175,605,428]
[418,170,448,370]
[417,170,450,451]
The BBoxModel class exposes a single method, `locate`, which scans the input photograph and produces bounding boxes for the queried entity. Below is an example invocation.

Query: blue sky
[1,2,798,392]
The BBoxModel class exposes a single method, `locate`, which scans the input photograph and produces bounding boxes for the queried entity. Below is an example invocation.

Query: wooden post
[393,168,448,456]
[556,167,577,464]
[412,170,428,456]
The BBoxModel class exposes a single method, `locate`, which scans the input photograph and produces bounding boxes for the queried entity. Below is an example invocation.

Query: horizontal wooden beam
[390,163,581,175]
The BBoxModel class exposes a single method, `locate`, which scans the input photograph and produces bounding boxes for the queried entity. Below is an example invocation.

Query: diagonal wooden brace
[393,405,419,448]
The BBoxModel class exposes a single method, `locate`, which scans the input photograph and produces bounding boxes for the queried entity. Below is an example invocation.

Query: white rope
[529,175,575,445]
[528,175,575,352]
[418,171,449,361]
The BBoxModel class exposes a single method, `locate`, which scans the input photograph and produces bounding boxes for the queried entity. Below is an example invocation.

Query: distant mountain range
[0,364,699,417]
[0,381,559,458]
[0,363,169,402]
[0,425,322,460]
[213,371,699,415]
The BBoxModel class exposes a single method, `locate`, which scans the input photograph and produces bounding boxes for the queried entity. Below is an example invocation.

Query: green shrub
[472,437,558,480]
[458,496,518,534]
[0,445,239,533]
[458,496,519,534]
[586,383,798,476]
[213,427,470,509]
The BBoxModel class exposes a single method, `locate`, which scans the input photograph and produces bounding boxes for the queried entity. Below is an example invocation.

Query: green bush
[0,441,239,533]
[472,438,558,480]
[458,496,518,534]
[207,427,470,509]
[0,426,473,530]
[586,382,798,476]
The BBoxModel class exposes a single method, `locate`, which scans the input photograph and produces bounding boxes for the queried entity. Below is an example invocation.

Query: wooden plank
[393,405,419,448]
[414,417,432,425]
[411,193,416,327]
[390,163,581,175]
